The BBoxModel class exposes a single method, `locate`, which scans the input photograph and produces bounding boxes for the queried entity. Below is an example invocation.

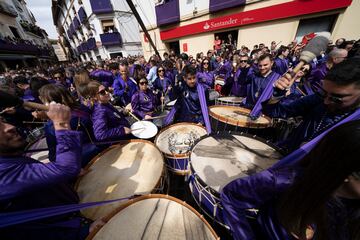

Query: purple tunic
[274,57,289,75]
[131,90,157,119]
[112,76,138,106]
[91,103,130,142]
[90,69,114,88]
[0,131,88,239]
[307,62,328,92]
[196,71,214,89]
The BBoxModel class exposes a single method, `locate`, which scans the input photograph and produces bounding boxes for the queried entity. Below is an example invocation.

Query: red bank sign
[160,0,352,41]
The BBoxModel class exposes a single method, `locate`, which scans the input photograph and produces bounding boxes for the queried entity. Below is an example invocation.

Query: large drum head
[155,123,207,157]
[26,137,49,163]
[76,140,164,220]
[190,133,282,192]
[89,195,218,240]
[209,105,271,128]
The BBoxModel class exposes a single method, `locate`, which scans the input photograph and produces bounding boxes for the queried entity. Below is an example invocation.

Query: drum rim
[75,139,164,190]
[154,122,207,158]
[209,105,272,128]
[86,194,220,240]
[189,131,284,197]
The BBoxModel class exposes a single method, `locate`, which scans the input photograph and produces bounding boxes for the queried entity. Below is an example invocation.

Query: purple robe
[196,71,214,89]
[307,62,328,92]
[112,76,138,106]
[90,69,114,88]
[274,57,289,75]
[91,103,130,142]
[0,131,88,239]
[131,89,157,119]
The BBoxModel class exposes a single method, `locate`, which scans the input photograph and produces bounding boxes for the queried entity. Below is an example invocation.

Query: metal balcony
[100,32,123,47]
[78,7,87,23]
[90,0,113,14]
[87,38,97,50]
[155,0,180,27]
[209,0,246,13]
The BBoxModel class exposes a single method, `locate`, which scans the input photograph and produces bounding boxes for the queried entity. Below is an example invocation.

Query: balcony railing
[90,0,113,14]
[0,41,50,56]
[209,0,246,13]
[155,0,180,27]
[78,7,87,23]
[77,45,82,54]
[87,38,97,50]
[100,32,123,47]
[81,42,88,52]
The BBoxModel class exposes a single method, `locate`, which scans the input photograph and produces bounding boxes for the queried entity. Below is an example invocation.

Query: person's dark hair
[156,65,165,78]
[201,57,213,72]
[180,52,189,61]
[258,53,273,62]
[276,45,289,57]
[163,52,169,57]
[339,40,353,49]
[324,59,360,87]
[150,59,157,66]
[30,77,49,98]
[132,64,145,82]
[277,120,360,240]
[39,84,79,110]
[108,62,119,71]
[13,76,28,85]
[183,65,197,77]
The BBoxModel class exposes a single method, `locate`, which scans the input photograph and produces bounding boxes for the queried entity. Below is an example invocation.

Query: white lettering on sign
[203,18,239,30]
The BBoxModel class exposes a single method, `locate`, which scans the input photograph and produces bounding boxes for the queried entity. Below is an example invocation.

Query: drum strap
[197,83,212,134]
[0,196,134,228]
[249,72,280,119]
[272,107,360,168]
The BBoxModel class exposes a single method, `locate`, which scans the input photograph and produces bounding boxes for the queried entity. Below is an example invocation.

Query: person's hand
[274,74,293,91]
[32,110,48,120]
[167,86,172,91]
[47,102,71,130]
[144,115,152,120]
[124,127,131,134]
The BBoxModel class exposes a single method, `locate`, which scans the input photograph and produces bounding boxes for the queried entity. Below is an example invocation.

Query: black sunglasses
[158,69,164,72]
[203,62,209,64]
[98,88,109,95]
[239,60,248,63]
[139,81,148,85]
[318,90,344,105]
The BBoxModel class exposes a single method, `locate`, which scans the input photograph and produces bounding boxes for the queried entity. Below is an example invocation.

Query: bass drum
[87,194,219,240]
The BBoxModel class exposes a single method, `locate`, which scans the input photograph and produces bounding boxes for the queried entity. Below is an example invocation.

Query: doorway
[168,41,180,55]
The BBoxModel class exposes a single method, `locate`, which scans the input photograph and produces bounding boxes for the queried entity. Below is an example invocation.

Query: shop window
[214,30,238,52]
[295,14,337,42]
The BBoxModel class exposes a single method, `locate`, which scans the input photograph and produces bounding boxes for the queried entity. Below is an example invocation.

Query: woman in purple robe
[86,81,131,142]
[131,78,158,120]
[221,120,360,240]
[153,66,173,103]
[196,58,215,89]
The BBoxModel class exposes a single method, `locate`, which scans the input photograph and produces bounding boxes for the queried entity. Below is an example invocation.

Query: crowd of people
[0,34,359,239]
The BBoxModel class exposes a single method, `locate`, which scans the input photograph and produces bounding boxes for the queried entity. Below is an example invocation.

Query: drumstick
[148,115,167,120]
[161,92,164,112]
[131,127,145,131]
[127,111,141,122]
[23,121,47,124]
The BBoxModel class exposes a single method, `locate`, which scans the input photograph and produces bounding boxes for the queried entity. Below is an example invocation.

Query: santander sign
[203,18,238,30]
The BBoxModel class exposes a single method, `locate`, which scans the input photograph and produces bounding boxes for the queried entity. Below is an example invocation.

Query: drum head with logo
[88,195,219,240]
[155,123,207,157]
[76,140,164,220]
[190,133,282,192]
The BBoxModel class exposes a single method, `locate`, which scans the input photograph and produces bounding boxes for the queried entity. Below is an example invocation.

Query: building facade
[137,0,360,59]
[52,0,143,62]
[0,0,55,71]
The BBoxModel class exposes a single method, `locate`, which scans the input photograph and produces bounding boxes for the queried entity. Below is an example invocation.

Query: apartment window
[101,20,116,33]
[9,26,21,38]
[295,14,337,42]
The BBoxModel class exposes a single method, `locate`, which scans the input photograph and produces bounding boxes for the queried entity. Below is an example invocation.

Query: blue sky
[26,0,58,39]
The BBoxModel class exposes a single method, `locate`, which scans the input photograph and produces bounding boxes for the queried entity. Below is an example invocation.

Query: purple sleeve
[221,168,295,240]
[112,78,124,97]
[0,131,82,200]
[92,107,125,141]
[131,93,145,119]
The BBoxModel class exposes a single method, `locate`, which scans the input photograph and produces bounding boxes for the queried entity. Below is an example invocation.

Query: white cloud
[26,0,58,39]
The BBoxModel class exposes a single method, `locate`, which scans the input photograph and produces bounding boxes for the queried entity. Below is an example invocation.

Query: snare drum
[189,132,282,227]
[215,96,244,106]
[87,194,219,240]
[152,110,169,129]
[155,123,207,175]
[209,105,271,133]
[76,140,165,220]
[25,137,49,163]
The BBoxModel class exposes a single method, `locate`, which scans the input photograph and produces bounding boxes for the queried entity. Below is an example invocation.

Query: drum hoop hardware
[86,194,220,240]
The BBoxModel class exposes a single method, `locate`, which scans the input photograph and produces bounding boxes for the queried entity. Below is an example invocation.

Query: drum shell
[215,97,244,107]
